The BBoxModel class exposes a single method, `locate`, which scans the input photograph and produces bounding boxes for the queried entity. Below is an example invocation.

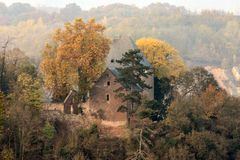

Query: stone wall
[89,69,127,122]
[43,103,64,112]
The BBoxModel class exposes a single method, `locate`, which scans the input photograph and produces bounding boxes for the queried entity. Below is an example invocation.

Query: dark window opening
[107,81,110,86]
[111,59,115,63]
[107,94,110,101]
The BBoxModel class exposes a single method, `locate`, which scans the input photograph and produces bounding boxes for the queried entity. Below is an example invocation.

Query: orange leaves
[40,18,110,101]
[55,18,110,76]
[200,84,226,117]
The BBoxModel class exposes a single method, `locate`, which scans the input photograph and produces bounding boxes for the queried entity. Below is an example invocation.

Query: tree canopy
[115,49,152,126]
[136,38,186,78]
[0,2,240,69]
[40,18,110,102]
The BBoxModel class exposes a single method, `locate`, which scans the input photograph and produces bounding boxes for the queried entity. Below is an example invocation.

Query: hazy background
[0,0,240,14]
[0,0,240,94]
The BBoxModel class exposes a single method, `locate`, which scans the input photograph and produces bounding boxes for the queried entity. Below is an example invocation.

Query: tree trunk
[0,38,9,92]
[139,128,143,153]
[77,67,83,98]
[14,128,17,159]
[77,67,85,114]
[127,112,130,127]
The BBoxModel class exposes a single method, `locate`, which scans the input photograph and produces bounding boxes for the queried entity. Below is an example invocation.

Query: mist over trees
[0,2,239,67]
[1,2,240,158]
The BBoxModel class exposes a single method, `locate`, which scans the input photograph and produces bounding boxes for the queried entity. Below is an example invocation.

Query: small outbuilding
[64,90,79,114]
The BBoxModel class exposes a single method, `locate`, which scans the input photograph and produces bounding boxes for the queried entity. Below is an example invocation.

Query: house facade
[87,35,154,122]
[88,68,127,121]
[63,35,154,123]
[106,35,154,100]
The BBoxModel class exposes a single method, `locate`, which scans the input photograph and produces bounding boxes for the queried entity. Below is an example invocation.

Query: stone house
[106,35,154,99]
[63,35,154,123]
[88,68,127,121]
[64,90,79,114]
[88,35,154,122]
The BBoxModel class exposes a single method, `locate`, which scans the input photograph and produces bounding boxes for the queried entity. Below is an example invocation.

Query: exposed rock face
[205,66,240,96]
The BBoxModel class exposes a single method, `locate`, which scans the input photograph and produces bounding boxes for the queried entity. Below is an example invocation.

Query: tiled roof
[108,67,142,92]
[106,35,152,68]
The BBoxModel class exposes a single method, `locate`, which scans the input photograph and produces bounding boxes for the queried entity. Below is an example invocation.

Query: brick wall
[89,69,127,122]
[43,103,64,112]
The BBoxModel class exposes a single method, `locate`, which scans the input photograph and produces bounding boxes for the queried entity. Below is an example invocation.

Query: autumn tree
[7,104,43,160]
[40,44,77,101]
[0,92,4,139]
[0,38,10,93]
[42,121,56,159]
[150,89,230,159]
[6,48,37,80]
[136,38,185,78]
[12,73,43,110]
[0,46,37,94]
[216,97,240,159]
[173,67,220,97]
[3,72,44,160]
[199,84,226,118]
[41,18,110,102]
[1,146,14,160]
[116,49,152,126]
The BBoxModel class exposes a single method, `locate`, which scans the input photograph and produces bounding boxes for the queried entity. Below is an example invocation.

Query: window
[107,81,110,86]
[111,59,115,63]
[106,94,110,101]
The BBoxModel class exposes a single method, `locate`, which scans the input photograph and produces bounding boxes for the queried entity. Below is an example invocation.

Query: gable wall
[106,35,154,100]
[89,69,127,122]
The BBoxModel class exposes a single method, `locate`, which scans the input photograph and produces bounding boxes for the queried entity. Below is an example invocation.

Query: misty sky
[1,0,240,13]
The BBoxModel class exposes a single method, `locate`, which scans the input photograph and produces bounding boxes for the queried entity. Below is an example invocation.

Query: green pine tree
[115,49,152,127]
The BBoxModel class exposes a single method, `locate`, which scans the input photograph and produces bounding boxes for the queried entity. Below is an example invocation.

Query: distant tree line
[0,12,240,160]
[0,2,240,68]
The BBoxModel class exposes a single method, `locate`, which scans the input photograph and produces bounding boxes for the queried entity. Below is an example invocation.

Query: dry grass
[42,106,130,139]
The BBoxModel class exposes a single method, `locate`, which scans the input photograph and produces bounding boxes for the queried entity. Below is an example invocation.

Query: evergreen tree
[140,77,174,122]
[115,49,152,126]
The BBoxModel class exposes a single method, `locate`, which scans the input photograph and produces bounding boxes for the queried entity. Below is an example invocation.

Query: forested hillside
[0,2,240,67]
[1,3,240,159]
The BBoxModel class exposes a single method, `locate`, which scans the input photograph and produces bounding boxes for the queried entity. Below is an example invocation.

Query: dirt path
[99,120,129,138]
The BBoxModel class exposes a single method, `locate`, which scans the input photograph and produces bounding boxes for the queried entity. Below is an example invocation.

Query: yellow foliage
[40,43,77,101]
[136,38,186,78]
[54,18,110,79]
[16,73,43,109]
[40,18,110,101]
